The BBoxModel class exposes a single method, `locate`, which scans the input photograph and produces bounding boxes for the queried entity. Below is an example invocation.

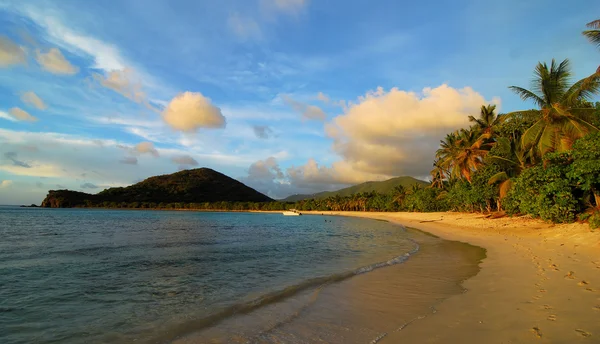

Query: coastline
[301,211,600,342]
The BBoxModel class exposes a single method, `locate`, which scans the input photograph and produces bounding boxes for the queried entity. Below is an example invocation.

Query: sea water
[0,207,420,344]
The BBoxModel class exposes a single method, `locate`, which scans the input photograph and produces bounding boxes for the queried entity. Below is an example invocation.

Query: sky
[0,0,599,204]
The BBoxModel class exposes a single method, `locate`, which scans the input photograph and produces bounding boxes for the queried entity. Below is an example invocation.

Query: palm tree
[469,104,502,137]
[429,158,447,189]
[507,59,599,161]
[583,19,600,73]
[451,129,493,182]
[487,138,529,210]
[584,19,600,48]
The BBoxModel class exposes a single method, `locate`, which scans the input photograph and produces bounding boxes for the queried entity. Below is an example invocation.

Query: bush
[589,212,600,229]
[504,155,580,223]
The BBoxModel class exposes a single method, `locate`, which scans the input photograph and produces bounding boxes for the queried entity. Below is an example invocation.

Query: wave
[152,237,420,343]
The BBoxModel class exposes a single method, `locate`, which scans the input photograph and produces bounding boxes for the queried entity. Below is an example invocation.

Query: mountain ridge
[281,176,429,202]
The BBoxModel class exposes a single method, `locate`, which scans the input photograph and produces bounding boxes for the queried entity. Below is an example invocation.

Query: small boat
[282,209,302,216]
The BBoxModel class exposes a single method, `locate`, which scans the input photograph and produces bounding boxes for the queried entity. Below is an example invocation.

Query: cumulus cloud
[134,142,159,157]
[253,125,274,139]
[228,13,262,40]
[0,180,13,188]
[81,182,98,189]
[92,68,147,104]
[20,91,48,110]
[171,155,199,170]
[282,95,326,121]
[0,35,26,67]
[162,92,226,132]
[35,48,78,75]
[322,84,498,178]
[9,107,37,122]
[119,156,138,165]
[5,152,31,168]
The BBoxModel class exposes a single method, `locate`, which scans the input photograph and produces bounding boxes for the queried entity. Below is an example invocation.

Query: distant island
[41,168,272,208]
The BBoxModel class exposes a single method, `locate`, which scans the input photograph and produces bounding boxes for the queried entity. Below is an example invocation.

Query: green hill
[41,168,273,208]
[281,176,429,202]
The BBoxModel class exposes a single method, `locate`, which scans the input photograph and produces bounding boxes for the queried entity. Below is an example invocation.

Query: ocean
[0,207,483,344]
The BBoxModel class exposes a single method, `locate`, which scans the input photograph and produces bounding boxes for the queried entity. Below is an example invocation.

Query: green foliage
[589,212,600,229]
[404,187,447,212]
[504,154,580,223]
[568,132,600,208]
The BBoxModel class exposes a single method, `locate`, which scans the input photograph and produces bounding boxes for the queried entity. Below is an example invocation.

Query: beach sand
[302,211,600,343]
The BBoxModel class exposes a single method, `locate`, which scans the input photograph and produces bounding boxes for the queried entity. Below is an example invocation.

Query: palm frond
[499,179,514,199]
[583,30,600,48]
[587,19,600,29]
[508,86,545,108]
[563,73,600,105]
[488,172,509,185]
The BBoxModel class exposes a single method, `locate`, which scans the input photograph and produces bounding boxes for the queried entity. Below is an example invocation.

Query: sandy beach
[301,211,600,343]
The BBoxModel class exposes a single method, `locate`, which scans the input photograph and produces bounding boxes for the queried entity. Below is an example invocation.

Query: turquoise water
[0,207,416,344]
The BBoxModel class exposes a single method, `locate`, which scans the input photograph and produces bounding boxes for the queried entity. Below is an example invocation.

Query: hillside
[281,176,429,202]
[41,168,273,208]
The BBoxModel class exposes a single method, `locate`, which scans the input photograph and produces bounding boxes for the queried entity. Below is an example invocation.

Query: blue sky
[0,0,598,204]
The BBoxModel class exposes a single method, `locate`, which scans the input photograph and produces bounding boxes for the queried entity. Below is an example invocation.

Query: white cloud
[228,13,262,40]
[0,111,17,122]
[20,7,125,71]
[0,35,26,67]
[162,92,226,132]
[21,91,48,110]
[322,84,499,178]
[0,180,13,188]
[9,107,37,122]
[281,95,326,121]
[134,142,159,157]
[35,48,79,75]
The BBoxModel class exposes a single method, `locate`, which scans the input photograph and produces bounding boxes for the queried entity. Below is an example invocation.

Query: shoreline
[301,211,600,342]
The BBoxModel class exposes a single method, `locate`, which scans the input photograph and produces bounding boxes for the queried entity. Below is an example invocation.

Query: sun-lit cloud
[321,84,499,178]
[92,68,148,105]
[281,95,326,121]
[162,92,226,132]
[20,91,48,110]
[9,107,37,122]
[134,142,159,157]
[0,35,26,67]
[19,7,126,72]
[0,180,14,188]
[35,47,79,75]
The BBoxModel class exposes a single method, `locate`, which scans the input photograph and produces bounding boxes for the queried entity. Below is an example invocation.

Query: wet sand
[305,211,600,343]
[173,228,485,343]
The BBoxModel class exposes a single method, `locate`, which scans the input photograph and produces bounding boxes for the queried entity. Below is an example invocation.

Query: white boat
[282,210,302,216]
